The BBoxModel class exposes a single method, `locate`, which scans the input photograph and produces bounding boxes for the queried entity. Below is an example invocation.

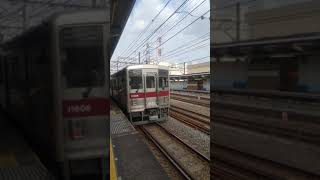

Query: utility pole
[157,37,162,64]
[138,52,140,64]
[184,62,186,75]
[145,43,151,64]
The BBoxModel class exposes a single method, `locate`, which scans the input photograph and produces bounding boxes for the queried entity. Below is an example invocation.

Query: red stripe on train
[63,98,109,117]
[129,91,169,99]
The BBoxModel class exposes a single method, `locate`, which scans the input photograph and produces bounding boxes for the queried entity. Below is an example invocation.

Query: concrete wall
[298,56,320,92]
[212,61,248,89]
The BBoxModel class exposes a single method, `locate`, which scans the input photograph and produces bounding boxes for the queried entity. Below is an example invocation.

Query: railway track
[171,105,209,123]
[170,107,210,135]
[171,92,210,101]
[211,141,320,179]
[170,90,209,98]
[140,124,210,180]
[170,95,210,107]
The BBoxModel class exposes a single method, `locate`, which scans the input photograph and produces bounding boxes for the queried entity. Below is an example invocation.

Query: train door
[158,69,169,120]
[143,70,159,121]
[144,71,158,108]
[59,25,108,177]
[158,69,169,106]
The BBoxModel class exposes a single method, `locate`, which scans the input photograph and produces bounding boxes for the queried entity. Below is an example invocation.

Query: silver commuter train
[0,10,109,179]
[111,64,170,125]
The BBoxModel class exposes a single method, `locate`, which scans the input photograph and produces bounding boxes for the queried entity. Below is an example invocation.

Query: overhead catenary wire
[172,55,210,65]
[146,0,198,44]
[120,0,191,61]
[150,9,210,52]
[148,0,258,61]
[161,36,209,58]
[162,32,209,55]
[115,0,173,60]
[121,0,192,60]
[141,37,209,61]
[111,0,260,72]
[154,0,208,41]
[161,40,209,59]
[139,8,210,61]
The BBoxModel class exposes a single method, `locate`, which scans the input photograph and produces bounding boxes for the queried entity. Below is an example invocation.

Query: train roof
[111,64,169,77]
[126,64,169,70]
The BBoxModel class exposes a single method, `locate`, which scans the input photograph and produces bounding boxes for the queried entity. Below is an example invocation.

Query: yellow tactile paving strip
[110,139,117,180]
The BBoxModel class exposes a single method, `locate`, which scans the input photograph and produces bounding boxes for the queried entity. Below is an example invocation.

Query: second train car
[0,9,109,179]
[111,64,170,125]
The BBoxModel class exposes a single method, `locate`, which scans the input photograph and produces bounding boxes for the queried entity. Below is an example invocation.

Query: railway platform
[0,110,55,180]
[110,100,169,180]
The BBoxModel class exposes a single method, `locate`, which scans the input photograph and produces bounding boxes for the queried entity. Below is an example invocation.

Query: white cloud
[135,19,145,30]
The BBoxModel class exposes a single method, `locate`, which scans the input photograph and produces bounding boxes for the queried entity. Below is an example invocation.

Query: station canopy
[211,32,320,59]
[0,0,135,52]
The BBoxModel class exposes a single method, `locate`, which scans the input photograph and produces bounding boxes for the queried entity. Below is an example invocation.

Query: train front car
[127,65,169,125]
[53,10,108,178]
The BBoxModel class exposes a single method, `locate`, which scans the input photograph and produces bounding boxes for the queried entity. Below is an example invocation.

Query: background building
[170,62,210,91]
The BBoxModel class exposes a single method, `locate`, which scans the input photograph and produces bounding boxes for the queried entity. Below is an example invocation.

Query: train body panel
[0,9,109,179]
[111,64,170,125]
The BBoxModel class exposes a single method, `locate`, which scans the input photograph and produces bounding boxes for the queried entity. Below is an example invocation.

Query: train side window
[159,77,169,89]
[159,69,169,89]
[159,69,168,77]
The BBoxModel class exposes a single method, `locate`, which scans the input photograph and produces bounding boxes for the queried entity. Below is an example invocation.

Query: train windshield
[146,76,155,88]
[129,69,142,90]
[60,26,105,88]
[159,69,169,89]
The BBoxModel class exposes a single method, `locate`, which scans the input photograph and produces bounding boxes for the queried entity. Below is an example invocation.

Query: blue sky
[111,0,210,71]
